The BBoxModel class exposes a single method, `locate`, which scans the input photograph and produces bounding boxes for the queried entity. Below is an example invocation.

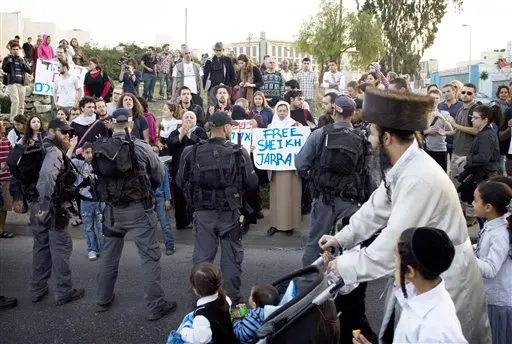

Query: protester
[7,115,26,147]
[71,97,109,147]
[54,61,82,112]
[22,115,45,145]
[156,44,173,100]
[137,97,158,145]
[317,92,337,128]
[203,42,236,106]
[2,41,32,118]
[141,46,158,102]
[322,60,345,95]
[36,34,54,60]
[70,38,84,65]
[84,58,111,102]
[472,181,512,344]
[119,59,142,96]
[172,46,204,106]
[267,101,302,235]
[439,83,464,159]
[285,90,316,129]
[0,120,13,239]
[166,111,207,230]
[118,93,149,142]
[235,54,263,106]
[261,57,285,107]
[250,91,273,127]
[159,102,183,146]
[107,86,123,116]
[56,107,70,122]
[352,227,467,344]
[367,62,389,89]
[424,89,453,172]
[176,86,206,128]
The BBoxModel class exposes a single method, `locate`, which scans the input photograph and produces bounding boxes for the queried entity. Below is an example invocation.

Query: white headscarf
[269,101,296,128]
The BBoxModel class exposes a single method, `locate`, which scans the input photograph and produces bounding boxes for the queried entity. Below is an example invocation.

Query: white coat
[333,142,491,343]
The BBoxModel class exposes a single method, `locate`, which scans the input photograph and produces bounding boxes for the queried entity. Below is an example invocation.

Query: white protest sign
[33,59,87,96]
[230,120,253,153]
[252,127,311,171]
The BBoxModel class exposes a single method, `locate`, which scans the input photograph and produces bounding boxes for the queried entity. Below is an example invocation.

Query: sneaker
[0,296,18,310]
[165,247,175,256]
[55,288,85,306]
[147,300,177,321]
[88,251,98,261]
[31,287,49,303]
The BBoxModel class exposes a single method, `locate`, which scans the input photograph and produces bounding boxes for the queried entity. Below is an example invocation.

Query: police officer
[94,108,177,321]
[11,118,85,305]
[296,96,369,267]
[177,112,258,304]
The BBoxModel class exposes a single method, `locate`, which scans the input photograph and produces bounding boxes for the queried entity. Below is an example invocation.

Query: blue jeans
[155,195,175,249]
[158,72,172,98]
[143,73,157,100]
[80,200,104,253]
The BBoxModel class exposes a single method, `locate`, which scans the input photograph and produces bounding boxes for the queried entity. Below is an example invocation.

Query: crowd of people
[1,35,512,344]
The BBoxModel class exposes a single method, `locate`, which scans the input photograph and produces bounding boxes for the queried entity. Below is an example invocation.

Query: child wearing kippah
[353,227,468,344]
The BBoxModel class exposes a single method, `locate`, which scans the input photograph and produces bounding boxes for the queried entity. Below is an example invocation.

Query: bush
[0,96,11,114]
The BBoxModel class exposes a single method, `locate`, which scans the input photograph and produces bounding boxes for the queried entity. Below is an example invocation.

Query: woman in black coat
[166,111,207,229]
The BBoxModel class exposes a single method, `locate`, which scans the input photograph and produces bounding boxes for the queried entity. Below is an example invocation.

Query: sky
[1,0,511,70]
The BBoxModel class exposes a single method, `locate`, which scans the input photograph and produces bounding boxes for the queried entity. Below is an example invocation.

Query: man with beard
[207,84,231,120]
[317,92,337,128]
[178,86,205,127]
[107,86,123,116]
[53,62,82,112]
[11,118,85,305]
[177,112,258,304]
[319,89,491,344]
[203,42,236,107]
[95,98,112,136]
[71,97,109,147]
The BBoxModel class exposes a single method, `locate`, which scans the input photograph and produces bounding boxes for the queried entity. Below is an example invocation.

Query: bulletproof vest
[311,124,366,203]
[92,134,152,205]
[54,149,78,204]
[187,140,243,211]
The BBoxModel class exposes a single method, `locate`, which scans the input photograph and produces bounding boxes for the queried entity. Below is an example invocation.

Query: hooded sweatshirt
[37,34,54,60]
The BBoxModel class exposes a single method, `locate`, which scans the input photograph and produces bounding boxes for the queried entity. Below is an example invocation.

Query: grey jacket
[36,141,68,212]
[476,216,512,307]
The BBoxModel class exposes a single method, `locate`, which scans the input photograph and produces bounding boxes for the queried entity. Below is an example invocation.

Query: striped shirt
[296,70,318,100]
[0,137,12,182]
[233,308,265,344]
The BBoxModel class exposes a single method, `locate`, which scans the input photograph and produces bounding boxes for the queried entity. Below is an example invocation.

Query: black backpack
[7,134,45,184]
[318,124,365,175]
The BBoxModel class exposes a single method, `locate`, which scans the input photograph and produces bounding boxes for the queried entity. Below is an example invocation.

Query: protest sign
[33,59,87,96]
[230,120,253,153]
[252,127,311,171]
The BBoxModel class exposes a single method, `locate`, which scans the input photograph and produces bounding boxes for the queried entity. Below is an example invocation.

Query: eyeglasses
[461,91,473,96]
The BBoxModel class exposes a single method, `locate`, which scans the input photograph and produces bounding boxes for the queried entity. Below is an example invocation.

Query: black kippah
[410,227,455,276]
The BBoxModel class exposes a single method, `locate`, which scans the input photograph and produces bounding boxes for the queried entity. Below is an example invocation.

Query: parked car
[475,92,492,105]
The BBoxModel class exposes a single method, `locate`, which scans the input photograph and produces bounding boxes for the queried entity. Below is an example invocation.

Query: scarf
[269,101,296,128]
[239,66,255,104]
[160,118,182,138]
[73,114,97,126]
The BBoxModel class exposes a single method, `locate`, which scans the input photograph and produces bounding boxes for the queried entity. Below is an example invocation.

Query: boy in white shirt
[53,62,82,112]
[353,227,468,344]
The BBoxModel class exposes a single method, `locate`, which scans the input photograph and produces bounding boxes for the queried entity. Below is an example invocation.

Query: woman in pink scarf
[36,34,54,60]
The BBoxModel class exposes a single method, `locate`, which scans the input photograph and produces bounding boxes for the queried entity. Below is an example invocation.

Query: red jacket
[143,112,157,145]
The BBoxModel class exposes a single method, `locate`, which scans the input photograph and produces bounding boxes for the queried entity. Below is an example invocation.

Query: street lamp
[463,24,472,83]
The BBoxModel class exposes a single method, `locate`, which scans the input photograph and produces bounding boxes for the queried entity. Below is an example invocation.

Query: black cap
[48,118,73,132]
[410,227,455,276]
[112,108,131,123]
[231,105,247,120]
[208,112,238,127]
[334,95,356,114]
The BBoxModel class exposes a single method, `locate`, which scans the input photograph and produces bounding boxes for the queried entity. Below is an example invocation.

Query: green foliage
[480,71,489,81]
[295,0,384,78]
[361,0,464,76]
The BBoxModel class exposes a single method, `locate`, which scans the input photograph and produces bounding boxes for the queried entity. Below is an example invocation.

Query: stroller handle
[312,256,325,268]
[312,278,345,305]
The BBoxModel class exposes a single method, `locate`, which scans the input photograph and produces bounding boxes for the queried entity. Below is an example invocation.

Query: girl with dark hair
[84,58,111,102]
[492,85,510,113]
[70,38,84,66]
[457,105,501,205]
[472,181,512,344]
[56,107,70,122]
[137,97,157,145]
[365,72,381,89]
[22,115,45,145]
[118,93,149,142]
[166,262,238,344]
[354,227,466,344]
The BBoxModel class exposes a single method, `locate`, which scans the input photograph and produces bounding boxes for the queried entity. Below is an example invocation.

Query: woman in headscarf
[267,101,302,236]
[36,34,54,60]
[70,38,84,66]
[166,111,207,229]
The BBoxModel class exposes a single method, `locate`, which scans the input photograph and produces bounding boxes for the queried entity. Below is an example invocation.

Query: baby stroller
[255,258,344,344]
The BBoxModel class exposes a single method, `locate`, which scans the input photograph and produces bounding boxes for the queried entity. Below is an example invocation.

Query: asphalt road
[0,235,387,344]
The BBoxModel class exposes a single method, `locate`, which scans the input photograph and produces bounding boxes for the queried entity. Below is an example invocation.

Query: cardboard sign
[230,120,253,153]
[252,127,311,171]
[33,59,87,96]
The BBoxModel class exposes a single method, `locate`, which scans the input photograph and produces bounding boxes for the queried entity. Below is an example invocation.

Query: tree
[359,0,463,76]
[295,0,383,81]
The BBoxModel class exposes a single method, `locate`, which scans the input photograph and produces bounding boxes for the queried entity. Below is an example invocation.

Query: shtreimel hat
[363,89,434,131]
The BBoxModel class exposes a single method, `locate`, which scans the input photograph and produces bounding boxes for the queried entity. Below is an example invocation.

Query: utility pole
[185,8,188,46]
[463,24,472,83]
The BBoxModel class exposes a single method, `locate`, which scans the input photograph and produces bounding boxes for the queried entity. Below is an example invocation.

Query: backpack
[318,124,365,175]
[187,141,243,211]
[7,134,45,184]
[91,129,152,204]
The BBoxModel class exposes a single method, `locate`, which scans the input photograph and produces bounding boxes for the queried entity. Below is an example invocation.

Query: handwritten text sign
[252,127,311,171]
[34,59,87,96]
[230,120,253,153]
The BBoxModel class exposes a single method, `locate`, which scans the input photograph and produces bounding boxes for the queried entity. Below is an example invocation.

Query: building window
[252,46,257,57]
[246,46,250,55]
[278,46,282,57]
[233,47,237,56]
[272,46,276,56]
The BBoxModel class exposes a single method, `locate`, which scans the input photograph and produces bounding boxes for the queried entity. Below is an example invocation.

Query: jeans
[154,195,175,249]
[6,83,26,118]
[80,200,104,253]
[143,73,157,100]
[158,72,172,98]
